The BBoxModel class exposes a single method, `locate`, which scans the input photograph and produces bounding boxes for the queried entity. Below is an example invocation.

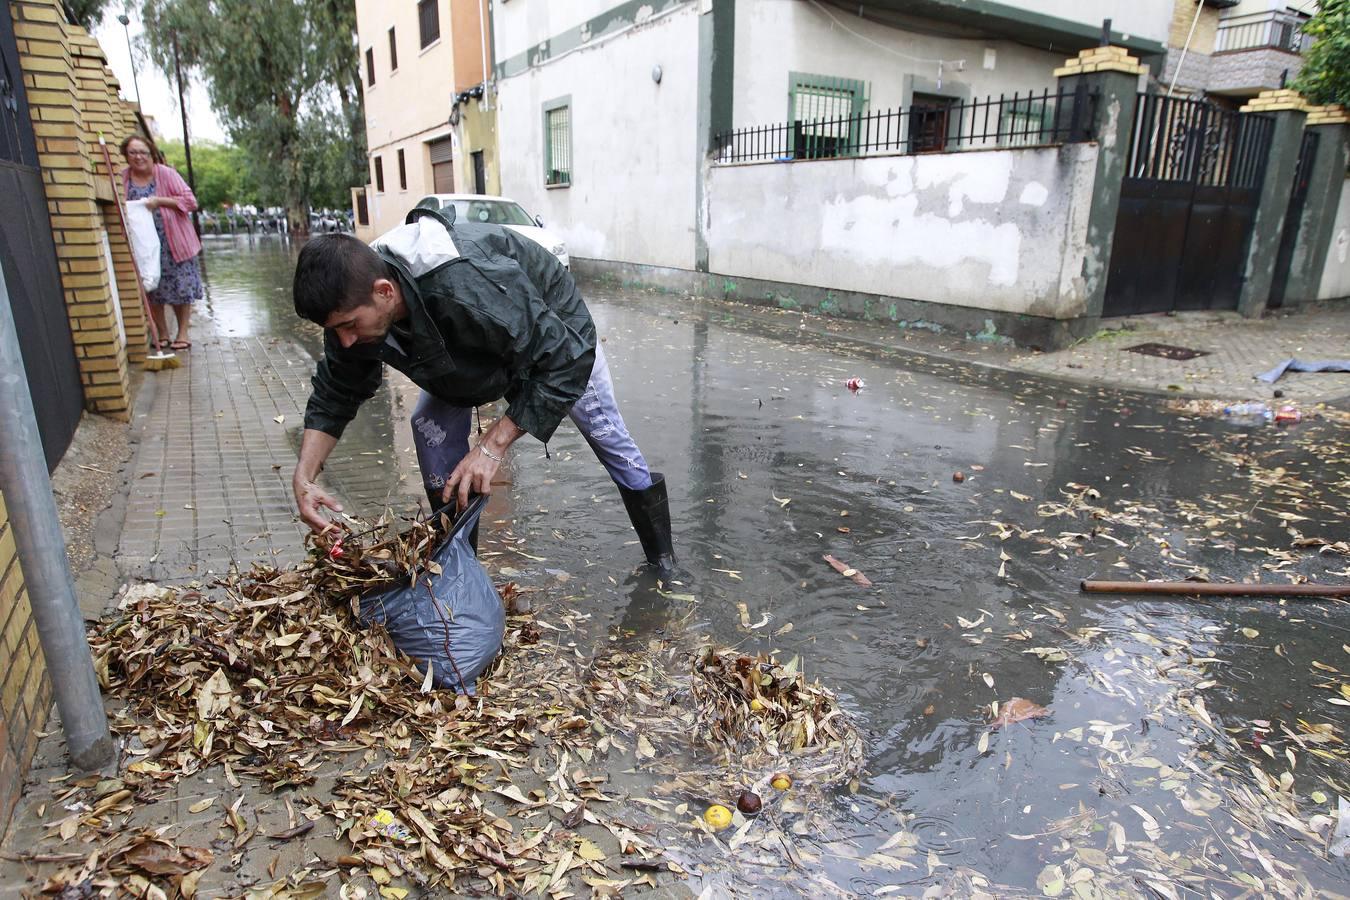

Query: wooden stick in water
[1081,579,1350,599]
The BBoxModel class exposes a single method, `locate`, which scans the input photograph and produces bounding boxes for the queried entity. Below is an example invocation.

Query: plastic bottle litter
[369,808,415,842]
[1274,406,1302,424]
[1222,402,1272,421]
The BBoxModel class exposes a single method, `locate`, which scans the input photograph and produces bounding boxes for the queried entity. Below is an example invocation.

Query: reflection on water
[198,237,1350,894]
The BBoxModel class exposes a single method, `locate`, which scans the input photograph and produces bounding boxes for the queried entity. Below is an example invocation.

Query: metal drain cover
[1125,342,1210,361]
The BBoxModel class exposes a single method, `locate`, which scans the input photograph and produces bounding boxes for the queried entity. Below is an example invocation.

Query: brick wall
[10,0,151,417]
[0,490,51,831]
[1169,0,1219,56]
[2,0,143,834]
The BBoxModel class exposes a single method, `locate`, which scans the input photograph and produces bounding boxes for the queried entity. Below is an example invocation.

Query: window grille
[545,103,571,186]
[789,73,868,158]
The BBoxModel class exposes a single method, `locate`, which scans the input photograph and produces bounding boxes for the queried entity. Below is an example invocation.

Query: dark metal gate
[1104,93,1275,316]
[1268,130,1319,310]
[1,2,84,471]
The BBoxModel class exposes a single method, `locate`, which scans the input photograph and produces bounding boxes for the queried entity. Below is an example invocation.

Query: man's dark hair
[293,234,390,324]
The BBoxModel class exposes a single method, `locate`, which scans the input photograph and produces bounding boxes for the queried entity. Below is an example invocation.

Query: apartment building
[353,0,498,240]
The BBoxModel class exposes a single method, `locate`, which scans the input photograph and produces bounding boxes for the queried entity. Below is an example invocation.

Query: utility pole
[171,31,200,236]
[0,266,114,771]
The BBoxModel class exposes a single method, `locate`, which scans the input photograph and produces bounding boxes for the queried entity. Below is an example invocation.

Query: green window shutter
[1000,96,1051,147]
[543,96,572,186]
[788,72,869,158]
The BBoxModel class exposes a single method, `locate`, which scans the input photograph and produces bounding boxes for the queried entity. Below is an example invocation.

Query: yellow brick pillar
[11,0,150,420]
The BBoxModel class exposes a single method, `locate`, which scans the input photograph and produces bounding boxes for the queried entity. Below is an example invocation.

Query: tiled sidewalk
[1006,306,1350,406]
[117,335,315,582]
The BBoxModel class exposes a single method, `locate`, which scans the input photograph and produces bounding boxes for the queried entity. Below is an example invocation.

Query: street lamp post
[116,14,141,106]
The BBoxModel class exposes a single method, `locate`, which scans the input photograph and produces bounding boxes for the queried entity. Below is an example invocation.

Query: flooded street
[200,236,1349,896]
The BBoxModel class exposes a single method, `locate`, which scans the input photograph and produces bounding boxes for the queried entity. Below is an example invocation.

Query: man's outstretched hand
[442,448,499,511]
[441,414,525,510]
[294,475,344,533]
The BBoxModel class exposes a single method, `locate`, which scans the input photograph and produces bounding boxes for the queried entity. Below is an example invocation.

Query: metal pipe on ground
[1082,580,1350,599]
[0,265,114,771]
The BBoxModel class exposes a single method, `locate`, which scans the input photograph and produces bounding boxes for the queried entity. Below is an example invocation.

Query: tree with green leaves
[159,139,260,210]
[139,0,364,232]
[1295,0,1350,105]
[63,0,110,30]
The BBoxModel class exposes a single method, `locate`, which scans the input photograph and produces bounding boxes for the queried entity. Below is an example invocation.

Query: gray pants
[412,344,652,499]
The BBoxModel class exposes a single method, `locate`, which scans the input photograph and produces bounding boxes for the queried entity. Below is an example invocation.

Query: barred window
[544,100,571,187]
[789,73,867,159]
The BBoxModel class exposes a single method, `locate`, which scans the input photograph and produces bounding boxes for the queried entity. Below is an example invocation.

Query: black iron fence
[714,85,1096,164]
[1124,92,1274,189]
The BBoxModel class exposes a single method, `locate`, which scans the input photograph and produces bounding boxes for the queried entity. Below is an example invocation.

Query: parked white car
[413,193,569,268]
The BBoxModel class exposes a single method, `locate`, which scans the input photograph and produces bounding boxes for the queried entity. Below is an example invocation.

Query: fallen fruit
[750,698,765,711]
[737,791,762,816]
[703,804,733,830]
[952,472,966,483]
[771,774,792,791]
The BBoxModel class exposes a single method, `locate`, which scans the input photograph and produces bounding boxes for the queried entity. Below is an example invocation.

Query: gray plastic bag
[358,495,504,694]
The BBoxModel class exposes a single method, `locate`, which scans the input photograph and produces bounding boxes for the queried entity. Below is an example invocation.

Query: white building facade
[492,0,1173,274]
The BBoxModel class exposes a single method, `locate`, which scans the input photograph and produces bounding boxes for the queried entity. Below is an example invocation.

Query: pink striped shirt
[121,163,202,264]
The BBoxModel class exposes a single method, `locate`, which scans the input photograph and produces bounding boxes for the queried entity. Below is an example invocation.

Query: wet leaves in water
[991,698,1051,728]
[822,554,873,587]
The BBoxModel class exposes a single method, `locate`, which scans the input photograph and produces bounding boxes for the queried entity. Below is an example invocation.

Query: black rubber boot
[618,473,676,572]
[426,488,479,556]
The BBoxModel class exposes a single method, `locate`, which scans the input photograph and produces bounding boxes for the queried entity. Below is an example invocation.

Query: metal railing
[1215,11,1311,55]
[1124,92,1273,189]
[714,85,1096,164]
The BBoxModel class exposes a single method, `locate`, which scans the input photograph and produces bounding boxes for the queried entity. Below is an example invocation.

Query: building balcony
[1165,10,1311,98]
[1214,11,1311,56]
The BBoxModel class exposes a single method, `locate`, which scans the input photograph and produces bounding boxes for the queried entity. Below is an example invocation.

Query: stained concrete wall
[494,2,700,268]
[707,143,1099,319]
[1318,176,1350,300]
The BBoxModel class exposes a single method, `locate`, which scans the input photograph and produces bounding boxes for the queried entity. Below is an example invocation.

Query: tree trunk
[288,198,308,236]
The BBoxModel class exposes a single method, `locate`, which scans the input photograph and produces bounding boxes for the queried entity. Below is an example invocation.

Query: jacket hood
[371,214,460,278]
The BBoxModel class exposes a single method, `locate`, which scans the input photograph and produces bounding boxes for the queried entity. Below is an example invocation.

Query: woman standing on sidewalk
[121,135,203,351]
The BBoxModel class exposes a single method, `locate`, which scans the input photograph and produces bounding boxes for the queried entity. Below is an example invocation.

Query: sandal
[169,340,192,351]
[156,339,171,350]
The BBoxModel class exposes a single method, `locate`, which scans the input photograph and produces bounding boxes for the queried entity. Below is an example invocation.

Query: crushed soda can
[368,808,414,842]
[1274,406,1302,424]
[845,377,865,393]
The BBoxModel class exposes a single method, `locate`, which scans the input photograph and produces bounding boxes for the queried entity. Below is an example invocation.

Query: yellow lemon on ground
[703,804,733,830]
[771,774,792,791]
[750,698,765,711]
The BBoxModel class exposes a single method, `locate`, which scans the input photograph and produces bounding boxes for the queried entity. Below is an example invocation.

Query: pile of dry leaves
[21,515,863,898]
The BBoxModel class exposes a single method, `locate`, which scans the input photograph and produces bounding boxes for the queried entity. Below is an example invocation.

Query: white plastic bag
[125,199,162,293]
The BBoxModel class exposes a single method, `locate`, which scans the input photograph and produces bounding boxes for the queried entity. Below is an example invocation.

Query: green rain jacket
[303,208,597,443]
